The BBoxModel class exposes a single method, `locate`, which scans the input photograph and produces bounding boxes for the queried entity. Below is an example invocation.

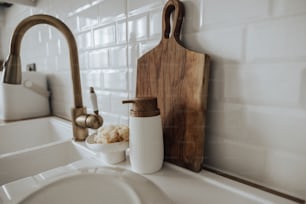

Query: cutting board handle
[162,0,185,41]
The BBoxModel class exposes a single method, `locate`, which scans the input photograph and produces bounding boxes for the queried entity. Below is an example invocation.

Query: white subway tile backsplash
[128,45,138,66]
[203,0,270,26]
[97,91,111,113]
[207,81,225,103]
[207,103,244,141]
[138,40,159,56]
[86,70,103,89]
[46,41,58,57]
[128,68,137,93]
[110,92,129,116]
[45,55,59,71]
[56,51,70,70]
[79,52,88,70]
[101,113,121,125]
[206,138,266,182]
[103,70,128,90]
[76,6,99,31]
[98,0,126,24]
[77,31,93,49]
[243,107,306,154]
[183,27,244,62]
[88,49,109,68]
[119,116,129,126]
[149,9,162,38]
[224,63,304,107]
[93,25,116,47]
[116,21,127,44]
[57,35,69,56]
[109,46,128,67]
[128,15,148,41]
[205,62,225,104]
[22,26,41,49]
[51,0,96,20]
[181,0,204,33]
[265,151,306,198]
[247,15,306,62]
[301,68,306,108]
[272,0,306,16]
[127,0,163,13]
[208,62,225,81]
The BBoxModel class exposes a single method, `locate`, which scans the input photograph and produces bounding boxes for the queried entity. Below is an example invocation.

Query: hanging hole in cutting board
[162,0,185,40]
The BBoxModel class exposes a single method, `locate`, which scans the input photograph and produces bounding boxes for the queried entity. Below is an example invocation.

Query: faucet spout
[2,14,103,140]
[2,54,21,84]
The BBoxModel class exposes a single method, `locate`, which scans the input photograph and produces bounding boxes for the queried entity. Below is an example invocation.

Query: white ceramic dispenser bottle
[123,97,164,174]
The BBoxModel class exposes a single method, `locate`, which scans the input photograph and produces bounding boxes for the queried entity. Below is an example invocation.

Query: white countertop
[0,140,297,204]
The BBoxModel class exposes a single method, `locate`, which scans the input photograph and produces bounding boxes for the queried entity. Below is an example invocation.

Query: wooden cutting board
[136,0,210,172]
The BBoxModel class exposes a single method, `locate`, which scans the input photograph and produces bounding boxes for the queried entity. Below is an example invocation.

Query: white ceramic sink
[0,117,299,204]
[0,117,71,156]
[0,141,95,185]
[18,167,172,204]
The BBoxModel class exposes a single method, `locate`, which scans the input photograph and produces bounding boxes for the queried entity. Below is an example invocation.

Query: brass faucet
[2,14,103,141]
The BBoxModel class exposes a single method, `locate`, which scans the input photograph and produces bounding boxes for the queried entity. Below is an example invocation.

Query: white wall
[1,0,306,199]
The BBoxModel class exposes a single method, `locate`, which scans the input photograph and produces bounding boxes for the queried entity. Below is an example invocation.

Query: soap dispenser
[122,97,164,174]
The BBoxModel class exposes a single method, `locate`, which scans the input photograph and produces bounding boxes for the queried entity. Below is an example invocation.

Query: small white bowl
[85,133,129,164]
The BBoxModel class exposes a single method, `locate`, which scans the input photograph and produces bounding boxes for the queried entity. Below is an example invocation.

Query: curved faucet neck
[3,14,103,141]
[5,14,83,108]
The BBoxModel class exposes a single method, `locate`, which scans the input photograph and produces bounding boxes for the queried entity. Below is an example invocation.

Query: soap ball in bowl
[86,125,129,164]
[94,125,129,144]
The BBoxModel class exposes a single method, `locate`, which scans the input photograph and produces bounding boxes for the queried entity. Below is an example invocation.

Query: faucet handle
[75,87,103,130]
[75,88,103,130]
[90,87,99,114]
[88,87,103,129]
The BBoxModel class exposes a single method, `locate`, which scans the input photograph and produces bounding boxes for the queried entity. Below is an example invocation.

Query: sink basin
[19,167,172,204]
[0,117,71,156]
[0,141,95,185]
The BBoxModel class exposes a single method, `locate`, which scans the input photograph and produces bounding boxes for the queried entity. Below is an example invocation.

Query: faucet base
[71,107,88,141]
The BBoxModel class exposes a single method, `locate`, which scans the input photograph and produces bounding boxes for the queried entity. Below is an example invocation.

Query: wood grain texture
[0,60,3,71]
[136,0,210,172]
